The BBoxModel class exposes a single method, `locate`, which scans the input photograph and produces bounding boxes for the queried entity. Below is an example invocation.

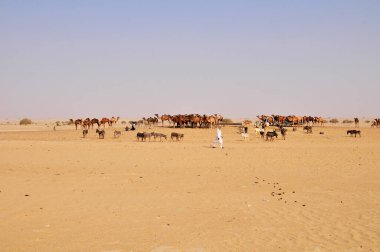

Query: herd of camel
[69,117,120,130]
[69,114,380,131]
[70,114,224,129]
[139,114,224,128]
[256,115,326,126]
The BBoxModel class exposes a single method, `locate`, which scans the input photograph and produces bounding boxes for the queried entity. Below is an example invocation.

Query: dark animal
[259,130,265,138]
[354,118,359,128]
[82,129,88,138]
[91,118,100,128]
[96,129,105,139]
[152,132,167,141]
[136,132,152,141]
[347,130,361,137]
[303,126,312,134]
[114,130,121,138]
[266,131,278,141]
[171,132,184,141]
[74,119,82,130]
[280,127,287,140]
[136,132,145,141]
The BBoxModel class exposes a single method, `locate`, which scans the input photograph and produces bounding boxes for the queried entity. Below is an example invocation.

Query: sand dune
[0,123,379,251]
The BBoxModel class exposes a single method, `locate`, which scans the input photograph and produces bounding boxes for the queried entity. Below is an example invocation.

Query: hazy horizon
[1,1,379,119]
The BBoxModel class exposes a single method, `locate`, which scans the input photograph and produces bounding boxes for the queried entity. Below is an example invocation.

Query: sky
[1,1,379,119]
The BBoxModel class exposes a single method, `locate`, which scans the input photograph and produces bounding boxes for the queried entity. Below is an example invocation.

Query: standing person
[212,126,223,149]
[242,125,249,141]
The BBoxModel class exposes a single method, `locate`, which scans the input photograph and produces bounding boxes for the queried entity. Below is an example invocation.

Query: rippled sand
[1,122,379,251]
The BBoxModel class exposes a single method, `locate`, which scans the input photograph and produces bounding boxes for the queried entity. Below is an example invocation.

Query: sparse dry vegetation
[342,119,354,124]
[19,118,32,125]
[329,118,339,124]
[222,118,234,124]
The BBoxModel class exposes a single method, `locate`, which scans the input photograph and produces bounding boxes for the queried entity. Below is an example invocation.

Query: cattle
[303,126,312,134]
[171,132,184,141]
[266,131,278,141]
[347,130,361,137]
[96,129,105,139]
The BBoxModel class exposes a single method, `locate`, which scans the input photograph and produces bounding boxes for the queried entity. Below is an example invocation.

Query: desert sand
[0,121,380,252]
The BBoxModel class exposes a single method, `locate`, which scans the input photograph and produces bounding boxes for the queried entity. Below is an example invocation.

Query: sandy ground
[0,122,379,252]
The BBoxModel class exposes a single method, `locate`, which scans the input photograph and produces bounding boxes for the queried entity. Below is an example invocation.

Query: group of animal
[82,129,120,139]
[136,132,184,142]
[254,126,287,141]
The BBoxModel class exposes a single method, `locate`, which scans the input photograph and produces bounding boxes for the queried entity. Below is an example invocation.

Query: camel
[215,114,224,125]
[206,115,217,128]
[257,115,274,125]
[74,119,82,130]
[155,114,172,127]
[110,116,120,126]
[100,118,110,127]
[82,119,91,129]
[91,118,100,128]
[242,120,252,127]
[189,114,202,128]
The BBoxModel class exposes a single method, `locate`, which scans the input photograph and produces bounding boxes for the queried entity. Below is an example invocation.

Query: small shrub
[55,121,61,126]
[342,120,354,124]
[121,121,127,125]
[222,118,234,124]
[329,118,339,124]
[365,120,370,123]
[20,118,32,125]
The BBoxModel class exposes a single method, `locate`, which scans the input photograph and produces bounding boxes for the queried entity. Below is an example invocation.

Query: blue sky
[1,1,379,119]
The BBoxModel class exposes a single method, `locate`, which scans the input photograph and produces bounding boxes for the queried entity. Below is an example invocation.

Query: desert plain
[0,121,379,252]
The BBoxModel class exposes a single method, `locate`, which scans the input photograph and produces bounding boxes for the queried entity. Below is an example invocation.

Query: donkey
[347,130,361,137]
[303,126,312,134]
[152,132,167,141]
[171,132,184,141]
[266,131,278,141]
[280,126,287,140]
[82,129,88,138]
[113,130,121,138]
[96,129,105,139]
